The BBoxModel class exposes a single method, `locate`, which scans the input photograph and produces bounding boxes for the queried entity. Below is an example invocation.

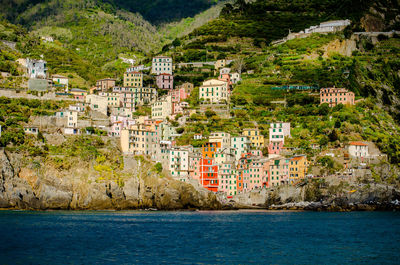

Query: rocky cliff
[0,148,221,210]
[1,146,399,211]
[231,179,400,211]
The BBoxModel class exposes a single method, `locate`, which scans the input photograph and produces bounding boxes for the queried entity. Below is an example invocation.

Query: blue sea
[0,211,399,264]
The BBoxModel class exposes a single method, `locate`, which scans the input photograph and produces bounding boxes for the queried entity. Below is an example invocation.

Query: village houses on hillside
[18,52,376,198]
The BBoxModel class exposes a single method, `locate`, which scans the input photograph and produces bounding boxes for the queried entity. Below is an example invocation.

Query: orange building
[202,142,221,159]
[320,87,355,107]
[199,158,219,192]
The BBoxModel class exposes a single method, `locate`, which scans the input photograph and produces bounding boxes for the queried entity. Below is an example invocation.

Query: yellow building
[120,124,161,159]
[99,92,120,107]
[124,71,143,87]
[289,155,308,183]
[242,128,264,149]
[199,79,229,103]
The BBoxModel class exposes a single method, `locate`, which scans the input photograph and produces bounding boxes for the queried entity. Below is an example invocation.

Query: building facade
[152,56,173,75]
[242,128,264,149]
[199,79,229,103]
[348,142,369,158]
[156,74,174,89]
[320,88,355,107]
[151,95,172,120]
[96,78,116,91]
[123,72,143,88]
[27,59,47,79]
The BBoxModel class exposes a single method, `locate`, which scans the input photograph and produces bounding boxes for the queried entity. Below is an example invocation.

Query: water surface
[0,210,399,264]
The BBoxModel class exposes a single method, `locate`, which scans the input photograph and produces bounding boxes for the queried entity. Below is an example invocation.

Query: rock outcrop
[0,148,221,210]
[1,148,399,211]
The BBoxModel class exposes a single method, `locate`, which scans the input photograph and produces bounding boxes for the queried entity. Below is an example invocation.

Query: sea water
[0,211,399,264]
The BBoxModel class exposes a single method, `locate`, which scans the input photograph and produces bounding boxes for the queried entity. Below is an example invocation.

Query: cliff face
[231,180,400,211]
[0,149,221,210]
[1,146,399,211]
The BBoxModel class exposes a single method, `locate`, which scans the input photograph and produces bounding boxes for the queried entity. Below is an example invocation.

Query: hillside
[0,20,110,88]
[0,0,233,86]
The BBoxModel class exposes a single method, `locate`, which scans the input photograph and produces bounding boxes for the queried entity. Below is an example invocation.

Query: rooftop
[349,141,368,146]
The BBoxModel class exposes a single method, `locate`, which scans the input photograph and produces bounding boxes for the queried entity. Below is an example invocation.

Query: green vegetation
[0,97,71,147]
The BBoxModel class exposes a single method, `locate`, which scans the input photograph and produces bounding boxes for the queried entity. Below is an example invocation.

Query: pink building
[156,74,174,89]
[168,87,189,103]
[173,102,189,115]
[320,87,355,107]
[269,156,290,187]
[219,73,232,87]
[268,141,284,155]
[109,116,135,137]
[189,154,202,180]
[246,159,265,191]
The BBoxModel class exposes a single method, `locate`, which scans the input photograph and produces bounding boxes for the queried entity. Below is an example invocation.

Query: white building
[348,142,369,158]
[231,136,251,161]
[269,122,291,143]
[229,72,241,84]
[219,68,231,75]
[67,111,78,128]
[152,56,173,75]
[305,20,351,34]
[52,74,68,90]
[194,134,203,140]
[151,95,172,120]
[126,65,145,72]
[85,95,108,116]
[199,79,229,104]
[169,147,190,182]
[209,132,231,149]
[26,59,47,79]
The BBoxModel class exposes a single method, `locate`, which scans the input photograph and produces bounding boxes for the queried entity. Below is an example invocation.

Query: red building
[199,158,219,192]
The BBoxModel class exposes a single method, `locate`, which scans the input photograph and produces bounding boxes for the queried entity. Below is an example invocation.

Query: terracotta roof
[126,71,142,74]
[349,141,368,146]
[291,156,306,161]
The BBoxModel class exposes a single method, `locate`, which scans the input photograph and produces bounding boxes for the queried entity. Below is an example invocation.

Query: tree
[37,131,45,143]
[154,163,163,173]
[205,109,216,118]
[329,129,338,142]
[232,57,245,74]
[172,38,181,47]
[318,103,330,116]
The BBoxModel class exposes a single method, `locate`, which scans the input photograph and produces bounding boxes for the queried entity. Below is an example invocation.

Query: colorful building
[99,92,121,107]
[218,163,237,196]
[320,87,355,107]
[70,88,87,101]
[199,158,219,192]
[348,142,369,158]
[209,132,231,149]
[168,87,189,103]
[199,79,229,104]
[152,56,173,75]
[115,87,157,109]
[289,155,308,183]
[151,95,172,120]
[242,128,264,149]
[202,142,221,159]
[124,72,143,88]
[156,74,174,89]
[231,136,251,161]
[96,78,116,91]
[169,147,190,182]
